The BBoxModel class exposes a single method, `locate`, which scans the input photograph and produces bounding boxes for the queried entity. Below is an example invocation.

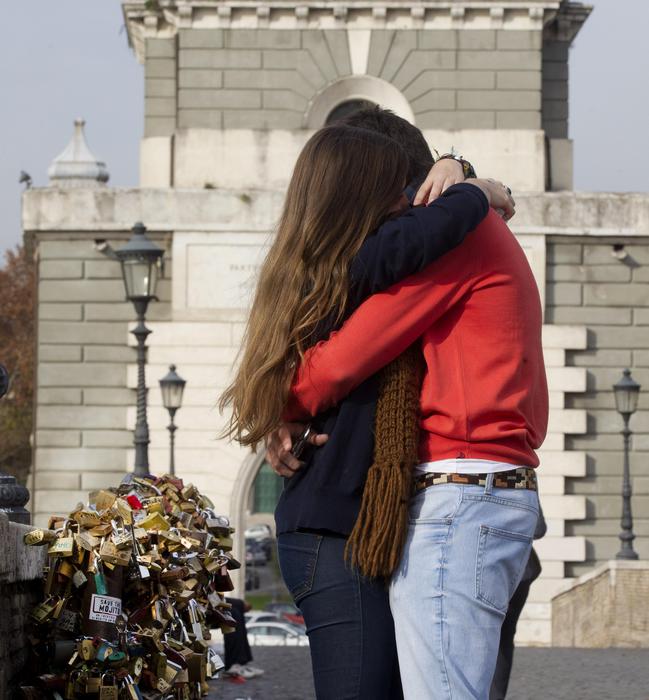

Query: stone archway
[229,449,266,597]
[305,75,415,128]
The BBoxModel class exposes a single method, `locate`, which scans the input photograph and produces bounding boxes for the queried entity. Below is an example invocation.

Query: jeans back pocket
[277,532,322,603]
[475,525,533,613]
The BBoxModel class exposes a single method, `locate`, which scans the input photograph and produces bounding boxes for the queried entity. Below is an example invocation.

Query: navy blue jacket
[275,183,489,537]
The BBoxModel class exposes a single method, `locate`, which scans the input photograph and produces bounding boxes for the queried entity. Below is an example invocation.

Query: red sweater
[285,210,549,467]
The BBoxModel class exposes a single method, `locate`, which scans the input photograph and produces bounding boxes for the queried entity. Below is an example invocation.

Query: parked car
[244,524,273,541]
[263,602,305,627]
[245,524,274,559]
[245,539,267,566]
[244,610,284,625]
[246,621,309,647]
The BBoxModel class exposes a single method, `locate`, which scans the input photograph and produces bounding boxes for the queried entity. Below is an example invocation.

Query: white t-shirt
[414,458,520,475]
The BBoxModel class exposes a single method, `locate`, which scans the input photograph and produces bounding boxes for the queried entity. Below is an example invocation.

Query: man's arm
[284,228,481,422]
[348,182,487,307]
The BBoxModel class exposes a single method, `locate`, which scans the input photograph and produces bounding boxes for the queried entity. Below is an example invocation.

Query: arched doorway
[326,98,376,124]
[229,451,292,609]
[305,75,415,128]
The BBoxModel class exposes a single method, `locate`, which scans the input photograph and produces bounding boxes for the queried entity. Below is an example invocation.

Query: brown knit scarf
[345,344,424,579]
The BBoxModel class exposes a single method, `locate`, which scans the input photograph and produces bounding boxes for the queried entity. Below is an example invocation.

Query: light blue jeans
[389,475,539,700]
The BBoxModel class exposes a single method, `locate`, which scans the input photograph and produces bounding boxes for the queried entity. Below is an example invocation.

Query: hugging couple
[220,107,548,700]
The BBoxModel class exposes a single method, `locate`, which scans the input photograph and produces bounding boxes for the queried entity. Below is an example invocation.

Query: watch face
[0,364,9,399]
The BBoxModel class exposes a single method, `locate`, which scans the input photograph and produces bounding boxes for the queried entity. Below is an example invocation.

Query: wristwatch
[437,153,477,180]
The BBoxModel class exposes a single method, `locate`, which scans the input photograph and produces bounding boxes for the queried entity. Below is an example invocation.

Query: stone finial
[48,119,109,188]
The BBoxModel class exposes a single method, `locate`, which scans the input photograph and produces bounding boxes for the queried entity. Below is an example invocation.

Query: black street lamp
[115,222,165,477]
[159,365,186,476]
[613,368,641,560]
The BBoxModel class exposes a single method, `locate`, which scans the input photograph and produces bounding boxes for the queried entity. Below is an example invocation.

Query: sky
[1,0,648,256]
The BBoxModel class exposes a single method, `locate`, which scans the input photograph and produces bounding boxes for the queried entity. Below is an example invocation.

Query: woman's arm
[283,221,484,421]
[348,182,487,308]
[347,177,514,309]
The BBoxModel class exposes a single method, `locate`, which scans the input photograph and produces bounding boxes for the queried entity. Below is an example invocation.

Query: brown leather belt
[413,466,537,494]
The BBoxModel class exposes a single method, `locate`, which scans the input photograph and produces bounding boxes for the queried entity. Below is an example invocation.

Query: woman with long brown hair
[220,124,411,446]
[221,117,513,699]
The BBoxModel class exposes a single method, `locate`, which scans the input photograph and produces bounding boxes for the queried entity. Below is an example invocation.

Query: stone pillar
[0,513,48,695]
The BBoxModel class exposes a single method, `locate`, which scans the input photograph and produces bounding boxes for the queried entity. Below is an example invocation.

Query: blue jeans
[278,531,403,700]
[390,476,539,700]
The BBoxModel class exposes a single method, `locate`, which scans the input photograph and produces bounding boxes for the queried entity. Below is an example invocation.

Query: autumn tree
[0,245,35,484]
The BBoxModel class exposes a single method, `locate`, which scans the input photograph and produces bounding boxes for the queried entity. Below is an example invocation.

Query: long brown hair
[220,125,409,447]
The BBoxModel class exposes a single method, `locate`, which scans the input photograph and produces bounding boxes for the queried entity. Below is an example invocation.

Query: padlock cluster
[20,473,242,699]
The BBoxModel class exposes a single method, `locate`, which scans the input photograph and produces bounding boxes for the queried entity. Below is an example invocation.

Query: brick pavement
[209,647,649,700]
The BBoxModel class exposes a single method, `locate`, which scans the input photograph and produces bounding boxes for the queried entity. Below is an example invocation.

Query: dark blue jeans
[277,531,403,700]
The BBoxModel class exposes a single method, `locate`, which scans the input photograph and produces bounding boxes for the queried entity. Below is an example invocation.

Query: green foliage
[246,591,293,610]
[0,245,34,485]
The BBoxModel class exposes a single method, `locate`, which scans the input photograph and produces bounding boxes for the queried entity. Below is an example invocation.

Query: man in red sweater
[283,208,548,699]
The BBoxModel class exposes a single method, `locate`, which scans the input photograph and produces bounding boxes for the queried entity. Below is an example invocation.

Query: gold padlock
[59,560,75,579]
[30,597,56,624]
[48,536,75,558]
[181,485,197,501]
[156,678,172,694]
[138,512,170,531]
[151,651,167,678]
[112,530,132,549]
[24,529,57,546]
[48,520,77,558]
[112,497,133,525]
[89,489,117,512]
[166,490,180,504]
[88,522,112,538]
[164,659,181,685]
[142,496,164,514]
[65,671,80,700]
[75,509,101,528]
[76,531,100,551]
[79,638,97,661]
[218,535,233,551]
[99,539,132,566]
[129,656,144,681]
[52,596,67,620]
[74,670,89,694]
[99,673,118,700]
[85,673,102,694]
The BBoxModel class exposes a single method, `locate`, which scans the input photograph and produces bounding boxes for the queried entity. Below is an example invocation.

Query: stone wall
[552,560,649,647]
[545,238,649,575]
[542,39,569,139]
[33,235,172,526]
[0,513,48,697]
[144,28,544,134]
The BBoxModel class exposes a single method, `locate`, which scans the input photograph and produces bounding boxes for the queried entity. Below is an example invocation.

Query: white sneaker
[225,664,247,677]
[242,664,265,678]
[227,664,259,679]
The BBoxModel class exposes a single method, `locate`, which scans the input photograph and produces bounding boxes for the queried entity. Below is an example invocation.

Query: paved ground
[209,647,649,700]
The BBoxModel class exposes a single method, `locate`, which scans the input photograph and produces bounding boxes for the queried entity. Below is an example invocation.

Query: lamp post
[613,368,641,560]
[159,365,186,476]
[115,222,164,477]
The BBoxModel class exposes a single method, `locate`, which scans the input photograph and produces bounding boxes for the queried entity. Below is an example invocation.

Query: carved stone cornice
[123,0,562,62]
[543,1,592,44]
